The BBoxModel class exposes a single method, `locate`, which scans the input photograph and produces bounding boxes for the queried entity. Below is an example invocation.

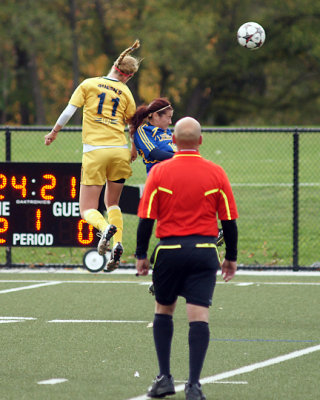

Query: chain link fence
[0,126,319,270]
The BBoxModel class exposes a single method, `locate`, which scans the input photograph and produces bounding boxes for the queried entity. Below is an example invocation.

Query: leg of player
[147,302,177,398]
[185,303,209,400]
[104,180,125,271]
[80,184,117,256]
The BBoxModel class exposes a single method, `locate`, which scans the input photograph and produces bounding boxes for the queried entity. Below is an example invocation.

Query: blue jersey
[134,123,176,173]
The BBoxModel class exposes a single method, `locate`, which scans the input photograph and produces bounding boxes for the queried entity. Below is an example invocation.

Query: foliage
[1,0,320,125]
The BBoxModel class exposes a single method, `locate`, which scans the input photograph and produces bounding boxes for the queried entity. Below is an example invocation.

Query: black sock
[188,321,210,385]
[153,313,173,377]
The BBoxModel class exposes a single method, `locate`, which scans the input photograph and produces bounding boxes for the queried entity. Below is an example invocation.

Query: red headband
[113,66,134,77]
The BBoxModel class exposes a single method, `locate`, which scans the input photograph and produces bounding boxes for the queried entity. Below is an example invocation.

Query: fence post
[292,129,299,271]
[5,127,12,267]
[5,127,11,161]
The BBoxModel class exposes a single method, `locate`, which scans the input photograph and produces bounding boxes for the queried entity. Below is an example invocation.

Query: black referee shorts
[151,235,220,307]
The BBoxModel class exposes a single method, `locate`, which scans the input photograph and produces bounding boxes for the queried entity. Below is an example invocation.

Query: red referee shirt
[138,150,238,238]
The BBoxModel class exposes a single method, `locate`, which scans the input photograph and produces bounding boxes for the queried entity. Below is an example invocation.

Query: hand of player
[130,143,138,162]
[44,130,58,146]
[221,259,237,282]
[136,258,150,276]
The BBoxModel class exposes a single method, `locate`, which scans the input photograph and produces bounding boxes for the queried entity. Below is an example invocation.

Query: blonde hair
[113,39,141,76]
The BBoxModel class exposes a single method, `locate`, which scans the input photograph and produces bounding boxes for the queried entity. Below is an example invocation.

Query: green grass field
[0,128,319,267]
[0,270,319,399]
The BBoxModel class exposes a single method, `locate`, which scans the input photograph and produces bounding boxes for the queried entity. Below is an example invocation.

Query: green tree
[0,0,72,123]
[1,0,320,126]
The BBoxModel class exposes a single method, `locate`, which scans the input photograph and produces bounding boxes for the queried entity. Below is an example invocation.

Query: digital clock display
[0,162,140,247]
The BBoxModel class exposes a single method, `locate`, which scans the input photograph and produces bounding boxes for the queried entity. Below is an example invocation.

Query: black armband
[135,218,155,258]
[221,219,238,261]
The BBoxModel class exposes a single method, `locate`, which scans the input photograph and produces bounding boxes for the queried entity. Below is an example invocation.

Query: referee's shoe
[185,383,206,400]
[147,374,175,398]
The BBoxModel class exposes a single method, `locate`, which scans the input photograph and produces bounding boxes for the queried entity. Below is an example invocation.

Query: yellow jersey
[69,76,136,146]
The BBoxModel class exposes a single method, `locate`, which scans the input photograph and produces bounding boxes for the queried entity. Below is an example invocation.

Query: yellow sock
[107,206,123,243]
[83,209,108,232]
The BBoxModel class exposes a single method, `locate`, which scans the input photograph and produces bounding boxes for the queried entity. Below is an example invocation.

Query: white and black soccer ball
[237,22,266,50]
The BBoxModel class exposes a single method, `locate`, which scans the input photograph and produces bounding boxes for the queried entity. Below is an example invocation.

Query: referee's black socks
[153,313,174,377]
[188,321,210,385]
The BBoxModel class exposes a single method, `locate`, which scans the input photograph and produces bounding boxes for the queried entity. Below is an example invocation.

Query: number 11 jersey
[69,76,136,146]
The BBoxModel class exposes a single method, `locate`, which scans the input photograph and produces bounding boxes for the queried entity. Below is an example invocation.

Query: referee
[135,117,238,400]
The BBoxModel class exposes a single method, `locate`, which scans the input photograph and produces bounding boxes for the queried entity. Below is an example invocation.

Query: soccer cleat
[217,227,224,247]
[97,224,117,255]
[105,242,124,272]
[184,383,206,400]
[147,375,175,398]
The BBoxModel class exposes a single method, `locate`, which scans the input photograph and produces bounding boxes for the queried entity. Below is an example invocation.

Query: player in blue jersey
[130,98,175,295]
[129,98,176,174]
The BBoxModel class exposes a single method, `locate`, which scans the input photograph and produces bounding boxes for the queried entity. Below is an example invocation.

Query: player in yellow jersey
[44,39,141,271]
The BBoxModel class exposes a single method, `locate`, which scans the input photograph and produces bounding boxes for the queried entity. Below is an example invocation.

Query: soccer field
[1,270,319,400]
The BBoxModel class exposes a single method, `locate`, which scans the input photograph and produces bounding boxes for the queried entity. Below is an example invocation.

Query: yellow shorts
[81,147,132,185]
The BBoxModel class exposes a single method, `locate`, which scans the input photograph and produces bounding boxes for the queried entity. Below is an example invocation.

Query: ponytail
[114,39,141,76]
[129,105,149,136]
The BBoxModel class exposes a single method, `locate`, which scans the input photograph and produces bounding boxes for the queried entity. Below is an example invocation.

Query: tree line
[1,0,320,126]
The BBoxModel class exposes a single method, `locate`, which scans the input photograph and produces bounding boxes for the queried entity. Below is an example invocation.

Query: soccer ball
[237,22,266,50]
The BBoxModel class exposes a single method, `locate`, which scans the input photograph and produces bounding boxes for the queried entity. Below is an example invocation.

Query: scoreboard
[0,162,140,247]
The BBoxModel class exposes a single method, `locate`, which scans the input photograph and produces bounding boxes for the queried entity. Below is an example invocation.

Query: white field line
[259,282,320,286]
[235,271,320,277]
[0,316,37,323]
[37,378,68,385]
[0,281,61,294]
[215,380,248,384]
[174,379,248,385]
[0,280,143,284]
[0,320,24,323]
[0,316,36,320]
[1,279,319,286]
[235,282,320,286]
[125,344,320,400]
[48,319,149,323]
